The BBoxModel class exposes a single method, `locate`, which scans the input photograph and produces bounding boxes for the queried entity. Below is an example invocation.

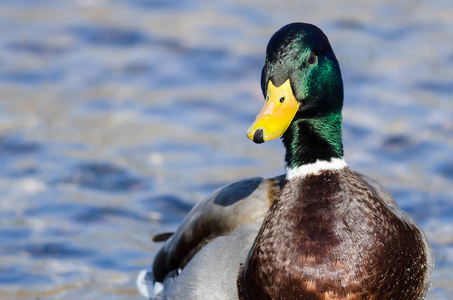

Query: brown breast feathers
[238,167,428,300]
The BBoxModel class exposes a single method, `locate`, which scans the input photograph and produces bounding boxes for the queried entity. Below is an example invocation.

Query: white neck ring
[286,158,348,179]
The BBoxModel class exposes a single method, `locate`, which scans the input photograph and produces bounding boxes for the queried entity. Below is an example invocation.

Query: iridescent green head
[248,23,344,166]
[249,23,343,142]
[263,22,343,117]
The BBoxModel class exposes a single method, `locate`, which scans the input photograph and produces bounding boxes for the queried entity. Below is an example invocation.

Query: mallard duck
[137,22,434,300]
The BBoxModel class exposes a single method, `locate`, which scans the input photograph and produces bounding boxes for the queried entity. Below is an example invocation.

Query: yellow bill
[247,79,299,143]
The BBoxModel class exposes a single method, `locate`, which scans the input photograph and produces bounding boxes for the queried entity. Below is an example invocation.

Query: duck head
[247,22,344,144]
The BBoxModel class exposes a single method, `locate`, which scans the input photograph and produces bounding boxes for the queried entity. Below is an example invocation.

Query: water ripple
[58,162,147,192]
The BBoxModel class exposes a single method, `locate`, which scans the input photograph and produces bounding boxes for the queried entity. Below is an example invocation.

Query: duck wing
[152,175,285,282]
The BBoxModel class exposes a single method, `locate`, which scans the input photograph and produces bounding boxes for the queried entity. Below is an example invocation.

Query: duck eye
[307,53,317,65]
[279,97,285,103]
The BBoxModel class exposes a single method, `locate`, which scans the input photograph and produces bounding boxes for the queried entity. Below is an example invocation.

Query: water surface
[0,0,452,299]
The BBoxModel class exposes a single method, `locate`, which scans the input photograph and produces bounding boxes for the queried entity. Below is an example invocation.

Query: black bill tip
[253,129,264,144]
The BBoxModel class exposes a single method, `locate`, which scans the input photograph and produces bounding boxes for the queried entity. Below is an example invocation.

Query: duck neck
[282,112,344,171]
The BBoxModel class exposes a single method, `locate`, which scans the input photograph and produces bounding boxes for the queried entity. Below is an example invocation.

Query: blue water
[0,1,452,299]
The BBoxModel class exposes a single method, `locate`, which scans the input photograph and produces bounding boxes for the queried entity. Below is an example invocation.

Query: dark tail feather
[152,232,174,242]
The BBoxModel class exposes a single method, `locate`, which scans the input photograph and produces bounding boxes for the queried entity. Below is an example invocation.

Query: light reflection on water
[0,0,452,299]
